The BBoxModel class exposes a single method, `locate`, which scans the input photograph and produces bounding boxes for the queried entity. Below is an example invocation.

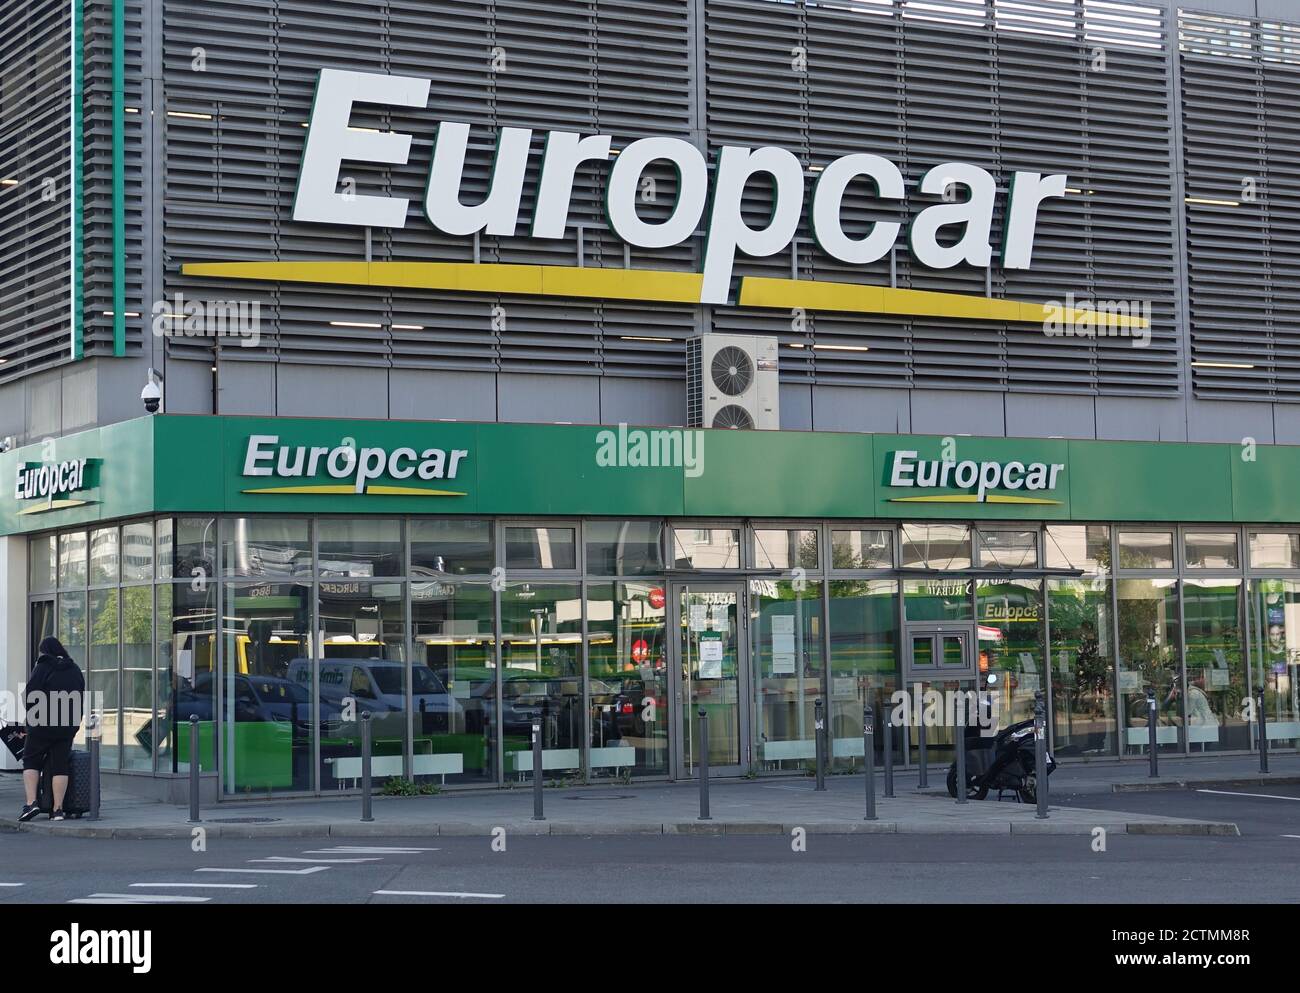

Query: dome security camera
[141,378,162,414]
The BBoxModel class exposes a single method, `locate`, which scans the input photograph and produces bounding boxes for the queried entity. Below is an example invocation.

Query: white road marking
[196,866,331,876]
[1282,834,1300,839]
[130,883,257,890]
[373,889,504,900]
[305,847,439,854]
[1196,789,1300,801]
[248,856,381,864]
[0,883,24,888]
[71,893,210,904]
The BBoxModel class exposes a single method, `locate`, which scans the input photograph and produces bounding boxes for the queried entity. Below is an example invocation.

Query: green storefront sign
[3,414,1300,534]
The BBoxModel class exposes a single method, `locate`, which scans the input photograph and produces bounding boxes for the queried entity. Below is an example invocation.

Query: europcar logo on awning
[182,68,1147,333]
[14,458,97,515]
[887,450,1064,505]
[241,435,469,497]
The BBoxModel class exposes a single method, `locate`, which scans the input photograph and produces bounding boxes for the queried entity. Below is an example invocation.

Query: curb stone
[1126,821,1240,837]
[1114,776,1300,793]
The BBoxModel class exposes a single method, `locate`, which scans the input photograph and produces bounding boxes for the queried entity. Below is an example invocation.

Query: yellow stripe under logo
[180,261,1148,328]
[888,494,1062,505]
[241,484,466,497]
[16,498,92,516]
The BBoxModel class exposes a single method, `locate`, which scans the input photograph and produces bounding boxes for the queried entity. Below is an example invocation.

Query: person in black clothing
[18,636,86,822]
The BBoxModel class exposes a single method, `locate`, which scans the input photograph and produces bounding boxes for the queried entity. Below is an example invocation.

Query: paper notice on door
[1119,670,1142,693]
[689,604,708,631]
[772,653,796,675]
[698,635,724,677]
[711,606,729,635]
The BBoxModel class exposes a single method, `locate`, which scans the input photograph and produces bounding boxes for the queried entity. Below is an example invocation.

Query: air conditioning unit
[687,333,780,430]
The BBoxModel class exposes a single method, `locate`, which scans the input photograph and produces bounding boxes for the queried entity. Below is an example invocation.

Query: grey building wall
[2,0,1299,448]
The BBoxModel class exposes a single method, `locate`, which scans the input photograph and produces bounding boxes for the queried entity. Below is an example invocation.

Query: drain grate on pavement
[207,816,282,824]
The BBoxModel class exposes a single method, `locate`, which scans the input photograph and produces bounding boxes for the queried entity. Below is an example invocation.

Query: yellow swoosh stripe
[241,485,466,497]
[740,276,1149,329]
[888,494,1062,505]
[183,261,703,304]
[181,261,1147,328]
[16,499,92,516]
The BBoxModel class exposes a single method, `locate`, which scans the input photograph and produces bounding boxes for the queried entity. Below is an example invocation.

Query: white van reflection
[285,659,464,733]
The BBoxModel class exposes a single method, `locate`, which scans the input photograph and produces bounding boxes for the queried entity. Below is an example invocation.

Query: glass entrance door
[903,624,977,763]
[674,584,749,777]
[29,600,55,677]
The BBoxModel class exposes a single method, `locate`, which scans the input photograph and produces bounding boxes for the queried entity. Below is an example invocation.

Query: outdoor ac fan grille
[710,346,754,396]
[711,405,756,429]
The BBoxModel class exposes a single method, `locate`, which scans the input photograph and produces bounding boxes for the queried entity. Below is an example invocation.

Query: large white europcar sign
[292,68,1068,306]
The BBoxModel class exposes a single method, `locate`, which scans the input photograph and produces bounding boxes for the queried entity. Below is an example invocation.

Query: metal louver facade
[2,0,1300,444]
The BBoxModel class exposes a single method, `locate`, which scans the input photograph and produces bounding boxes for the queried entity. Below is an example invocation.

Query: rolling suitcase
[36,747,97,818]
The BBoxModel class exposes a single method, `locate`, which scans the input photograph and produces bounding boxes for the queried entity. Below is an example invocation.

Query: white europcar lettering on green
[15,459,89,501]
[242,435,468,494]
[292,68,1067,305]
[889,450,1064,502]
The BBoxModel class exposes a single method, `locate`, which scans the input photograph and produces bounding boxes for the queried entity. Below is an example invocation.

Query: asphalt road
[0,785,1297,903]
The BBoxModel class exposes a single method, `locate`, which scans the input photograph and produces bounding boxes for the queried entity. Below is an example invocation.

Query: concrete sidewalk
[3,753,1279,839]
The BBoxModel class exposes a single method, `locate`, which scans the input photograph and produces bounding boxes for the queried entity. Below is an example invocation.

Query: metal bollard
[883,715,895,798]
[814,698,827,792]
[1258,685,1269,774]
[532,719,545,821]
[186,715,200,824]
[917,716,928,789]
[1146,689,1159,778]
[698,709,712,820]
[863,704,877,821]
[955,700,967,805]
[359,711,374,823]
[1034,691,1049,819]
[87,715,102,822]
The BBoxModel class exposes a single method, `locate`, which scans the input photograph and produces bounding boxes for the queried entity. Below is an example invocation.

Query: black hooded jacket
[24,636,86,740]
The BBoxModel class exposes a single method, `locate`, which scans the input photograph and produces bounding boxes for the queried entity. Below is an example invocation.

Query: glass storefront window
[505,526,577,570]
[500,583,583,779]
[413,580,497,784]
[585,520,665,576]
[58,531,87,589]
[223,583,314,794]
[222,518,312,579]
[1248,579,1300,748]
[1048,579,1116,757]
[1045,525,1111,574]
[316,581,407,791]
[1249,532,1300,571]
[900,523,971,570]
[751,579,823,772]
[752,529,818,571]
[156,518,218,581]
[1182,578,1249,752]
[1118,530,1174,570]
[828,579,898,770]
[122,522,154,583]
[317,519,402,577]
[121,585,154,771]
[976,579,1043,725]
[587,581,668,777]
[1117,578,1181,754]
[977,529,1038,569]
[29,535,56,593]
[156,583,217,774]
[89,527,119,586]
[903,577,972,621]
[672,528,740,569]
[830,529,893,570]
[410,519,494,576]
[89,588,120,770]
[1184,532,1239,570]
